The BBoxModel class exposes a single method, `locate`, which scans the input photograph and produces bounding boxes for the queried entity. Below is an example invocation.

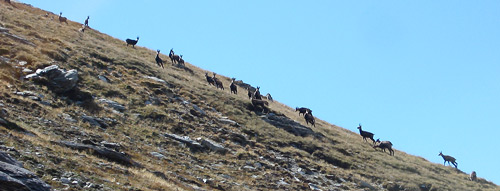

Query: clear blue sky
[21,0,500,184]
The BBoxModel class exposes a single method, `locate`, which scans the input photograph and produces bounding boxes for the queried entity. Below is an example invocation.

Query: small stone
[150,152,165,159]
[60,177,71,184]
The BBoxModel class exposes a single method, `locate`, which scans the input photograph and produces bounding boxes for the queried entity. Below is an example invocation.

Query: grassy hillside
[1,2,498,190]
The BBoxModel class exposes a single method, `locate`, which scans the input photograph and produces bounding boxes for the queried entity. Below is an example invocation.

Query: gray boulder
[0,152,51,191]
[199,138,228,154]
[99,99,126,112]
[57,141,141,167]
[0,152,22,167]
[164,133,203,151]
[25,65,78,93]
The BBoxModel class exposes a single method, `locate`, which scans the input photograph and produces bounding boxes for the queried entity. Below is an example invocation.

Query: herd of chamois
[11,1,479,182]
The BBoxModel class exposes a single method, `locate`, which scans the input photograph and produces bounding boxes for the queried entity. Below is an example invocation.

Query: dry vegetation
[0,2,498,191]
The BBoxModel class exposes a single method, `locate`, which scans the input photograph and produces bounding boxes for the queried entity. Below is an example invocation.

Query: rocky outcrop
[0,151,51,191]
[25,65,78,93]
[56,141,141,167]
[98,98,126,112]
[0,117,27,133]
[164,133,204,152]
[81,115,117,129]
[261,113,323,138]
[0,26,36,47]
[199,138,228,154]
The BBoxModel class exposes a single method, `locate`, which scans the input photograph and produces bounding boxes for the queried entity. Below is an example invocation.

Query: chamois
[304,111,315,127]
[470,171,477,181]
[84,16,89,27]
[205,72,215,86]
[266,93,273,102]
[58,12,68,24]
[230,78,237,94]
[155,50,164,68]
[295,107,312,116]
[178,55,185,66]
[439,151,458,168]
[254,86,262,100]
[374,139,394,156]
[169,48,181,65]
[126,37,139,47]
[251,98,269,113]
[357,124,375,144]
[247,87,254,99]
[213,73,224,90]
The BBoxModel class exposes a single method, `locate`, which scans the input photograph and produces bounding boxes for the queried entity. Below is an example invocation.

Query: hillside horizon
[1,1,499,190]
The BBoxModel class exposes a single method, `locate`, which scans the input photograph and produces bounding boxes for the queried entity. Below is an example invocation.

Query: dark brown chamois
[439,151,458,168]
[169,48,181,65]
[357,124,375,144]
[84,16,90,27]
[155,50,164,69]
[295,107,312,116]
[374,139,394,156]
[253,86,262,100]
[178,55,185,66]
[230,78,237,94]
[58,12,68,24]
[304,111,315,127]
[251,98,269,113]
[126,37,139,47]
[205,72,215,86]
[247,87,254,99]
[213,73,224,90]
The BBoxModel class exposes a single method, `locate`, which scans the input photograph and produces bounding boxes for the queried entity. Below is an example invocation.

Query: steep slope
[0,2,498,191]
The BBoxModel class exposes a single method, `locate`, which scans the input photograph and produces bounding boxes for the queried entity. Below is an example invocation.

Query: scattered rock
[359,180,376,191]
[190,104,206,117]
[164,133,203,152]
[218,117,239,127]
[62,113,77,123]
[199,138,228,154]
[22,68,33,73]
[0,117,27,133]
[98,75,110,83]
[99,98,126,112]
[25,65,78,93]
[419,183,432,191]
[0,108,8,117]
[0,152,51,191]
[56,141,141,167]
[150,152,165,159]
[100,141,121,150]
[0,26,36,47]
[15,91,36,97]
[308,183,322,191]
[81,115,108,128]
[0,151,22,168]
[143,76,167,84]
